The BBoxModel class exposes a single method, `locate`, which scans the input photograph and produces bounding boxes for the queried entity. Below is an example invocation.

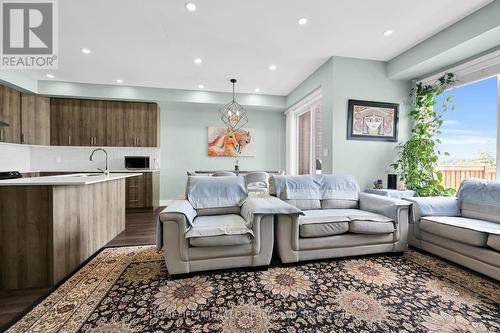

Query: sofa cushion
[189,234,252,247]
[349,220,395,234]
[458,179,500,223]
[487,234,500,252]
[300,222,349,238]
[284,199,321,210]
[298,209,392,238]
[298,209,349,238]
[185,214,253,238]
[321,199,359,209]
[420,217,490,247]
[196,206,241,216]
[421,232,500,268]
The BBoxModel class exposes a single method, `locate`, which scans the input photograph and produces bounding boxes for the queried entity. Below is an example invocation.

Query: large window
[286,90,322,175]
[436,76,498,189]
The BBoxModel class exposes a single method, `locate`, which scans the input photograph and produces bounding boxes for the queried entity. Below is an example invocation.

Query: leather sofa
[156,176,300,275]
[405,179,500,281]
[272,175,411,263]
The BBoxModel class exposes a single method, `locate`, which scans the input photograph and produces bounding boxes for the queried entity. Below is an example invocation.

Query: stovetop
[0,171,22,180]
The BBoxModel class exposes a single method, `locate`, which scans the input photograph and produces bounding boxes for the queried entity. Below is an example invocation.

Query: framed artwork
[208,127,255,157]
[347,99,399,142]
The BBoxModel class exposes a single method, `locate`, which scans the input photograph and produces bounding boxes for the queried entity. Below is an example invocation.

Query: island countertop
[0,173,142,186]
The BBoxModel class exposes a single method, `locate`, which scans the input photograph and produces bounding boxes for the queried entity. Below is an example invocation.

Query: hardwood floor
[0,207,163,329]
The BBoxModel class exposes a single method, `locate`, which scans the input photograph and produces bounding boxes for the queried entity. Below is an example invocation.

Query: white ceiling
[23,0,492,95]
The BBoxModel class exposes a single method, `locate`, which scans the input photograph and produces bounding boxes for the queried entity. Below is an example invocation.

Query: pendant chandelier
[219,79,248,131]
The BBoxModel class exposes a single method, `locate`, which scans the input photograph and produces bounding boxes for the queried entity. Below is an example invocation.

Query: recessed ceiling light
[255,88,260,93]
[269,65,277,71]
[185,2,196,11]
[298,18,308,25]
[81,48,91,54]
[383,30,393,36]
[198,84,204,89]
[116,79,123,84]
[46,74,54,79]
[194,58,202,64]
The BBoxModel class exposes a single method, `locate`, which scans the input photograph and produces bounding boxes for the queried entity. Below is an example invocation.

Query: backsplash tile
[0,143,160,172]
[0,143,31,172]
[30,146,160,171]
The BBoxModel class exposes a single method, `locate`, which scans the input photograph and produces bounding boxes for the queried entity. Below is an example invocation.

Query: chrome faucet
[89,148,110,176]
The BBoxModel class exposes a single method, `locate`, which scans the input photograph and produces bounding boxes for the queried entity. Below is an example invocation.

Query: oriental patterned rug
[5,246,500,333]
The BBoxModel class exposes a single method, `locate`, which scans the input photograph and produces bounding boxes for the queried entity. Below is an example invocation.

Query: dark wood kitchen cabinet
[125,171,160,209]
[0,85,21,143]
[21,93,50,145]
[81,99,107,146]
[50,98,83,146]
[51,98,159,147]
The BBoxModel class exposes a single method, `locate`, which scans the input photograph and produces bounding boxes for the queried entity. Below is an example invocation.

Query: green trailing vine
[391,73,457,197]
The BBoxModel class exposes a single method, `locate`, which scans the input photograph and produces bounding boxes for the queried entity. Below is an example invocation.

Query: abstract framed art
[347,99,399,142]
[207,127,255,157]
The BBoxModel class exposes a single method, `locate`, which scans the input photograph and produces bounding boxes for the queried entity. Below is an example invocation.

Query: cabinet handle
[68,135,71,145]
[21,133,24,143]
[1,129,4,141]
[129,199,139,202]
[90,137,93,145]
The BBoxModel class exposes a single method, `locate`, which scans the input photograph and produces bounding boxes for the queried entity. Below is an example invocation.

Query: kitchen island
[0,173,141,289]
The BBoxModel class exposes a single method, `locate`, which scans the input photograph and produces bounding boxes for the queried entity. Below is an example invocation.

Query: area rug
[5,246,500,333]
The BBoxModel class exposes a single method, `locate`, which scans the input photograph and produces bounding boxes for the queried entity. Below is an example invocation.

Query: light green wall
[286,57,411,189]
[286,58,334,173]
[330,57,411,189]
[160,102,285,199]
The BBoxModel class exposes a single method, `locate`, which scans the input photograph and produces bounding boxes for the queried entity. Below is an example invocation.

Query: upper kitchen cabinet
[0,85,21,144]
[106,101,127,147]
[80,99,107,146]
[50,98,83,146]
[51,98,160,147]
[21,93,50,145]
[123,102,160,147]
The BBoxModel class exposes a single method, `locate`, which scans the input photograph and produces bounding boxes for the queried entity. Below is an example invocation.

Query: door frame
[285,88,322,175]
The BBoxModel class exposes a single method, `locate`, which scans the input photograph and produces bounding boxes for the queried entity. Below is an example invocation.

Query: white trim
[285,89,322,175]
[285,88,322,115]
[497,75,500,181]
[419,49,500,87]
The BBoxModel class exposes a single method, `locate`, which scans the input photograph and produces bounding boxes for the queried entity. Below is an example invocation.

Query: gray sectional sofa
[271,175,411,263]
[405,179,500,281]
[156,176,301,275]
[157,174,412,275]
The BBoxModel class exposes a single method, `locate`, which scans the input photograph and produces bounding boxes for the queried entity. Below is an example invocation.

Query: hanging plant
[391,73,457,197]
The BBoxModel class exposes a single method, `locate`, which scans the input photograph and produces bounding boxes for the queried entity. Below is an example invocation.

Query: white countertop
[0,173,142,186]
[21,169,160,174]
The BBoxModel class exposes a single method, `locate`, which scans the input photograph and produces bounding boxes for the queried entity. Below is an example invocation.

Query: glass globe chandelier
[219,79,248,131]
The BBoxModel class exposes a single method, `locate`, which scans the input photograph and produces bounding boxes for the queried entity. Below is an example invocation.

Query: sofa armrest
[359,192,410,221]
[241,196,303,225]
[159,200,197,226]
[156,200,196,250]
[403,196,460,223]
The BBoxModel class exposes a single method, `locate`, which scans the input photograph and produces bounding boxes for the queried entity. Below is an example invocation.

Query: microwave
[125,156,150,169]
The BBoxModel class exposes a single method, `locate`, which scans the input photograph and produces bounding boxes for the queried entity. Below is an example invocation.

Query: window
[436,75,499,189]
[286,89,322,175]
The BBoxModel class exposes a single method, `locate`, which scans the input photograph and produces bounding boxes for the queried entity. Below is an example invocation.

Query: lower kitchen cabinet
[125,171,159,209]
